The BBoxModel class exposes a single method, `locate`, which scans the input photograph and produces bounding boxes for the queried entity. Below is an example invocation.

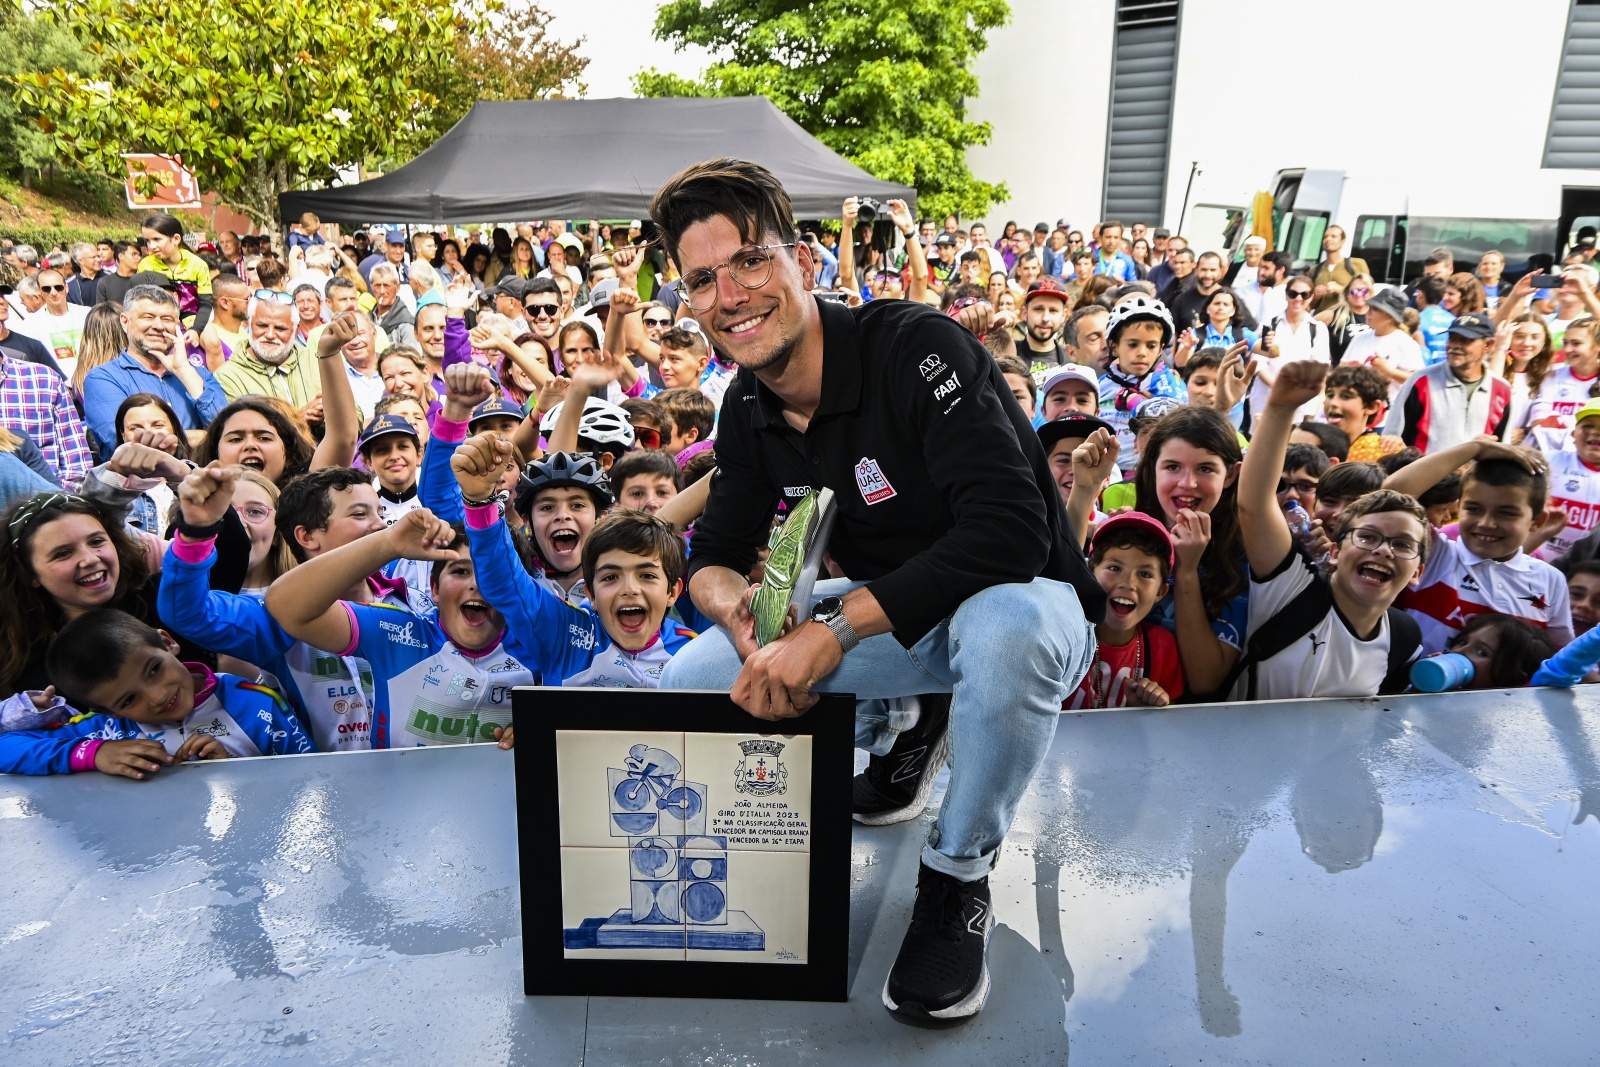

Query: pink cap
[1089,511,1175,569]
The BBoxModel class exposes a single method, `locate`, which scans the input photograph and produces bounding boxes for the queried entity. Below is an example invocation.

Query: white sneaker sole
[880,913,993,1021]
[852,728,950,826]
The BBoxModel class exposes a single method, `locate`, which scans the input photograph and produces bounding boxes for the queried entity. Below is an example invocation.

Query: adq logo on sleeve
[855,457,897,504]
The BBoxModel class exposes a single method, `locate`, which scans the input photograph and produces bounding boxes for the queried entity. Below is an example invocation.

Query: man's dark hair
[326,275,356,296]
[525,276,561,300]
[1016,251,1039,267]
[1416,274,1448,305]
[653,388,716,445]
[1464,457,1547,513]
[620,397,667,433]
[1283,443,1331,481]
[1317,461,1385,502]
[1070,250,1094,265]
[610,448,681,493]
[581,508,689,589]
[1063,303,1108,347]
[1425,248,1454,269]
[1325,364,1388,409]
[650,159,795,271]
[1178,346,1225,382]
[277,467,373,562]
[46,609,166,711]
[1292,420,1351,462]
[1089,523,1171,582]
[111,240,135,260]
[1262,251,1293,275]
[1172,247,1196,264]
[1197,251,1223,267]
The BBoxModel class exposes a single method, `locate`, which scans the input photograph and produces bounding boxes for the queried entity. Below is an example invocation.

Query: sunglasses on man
[254,289,295,305]
[39,284,65,294]
[524,301,561,319]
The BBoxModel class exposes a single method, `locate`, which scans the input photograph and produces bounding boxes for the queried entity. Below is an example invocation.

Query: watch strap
[821,608,859,655]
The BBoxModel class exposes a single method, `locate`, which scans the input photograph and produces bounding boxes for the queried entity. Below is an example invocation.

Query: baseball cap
[1090,511,1176,570]
[357,413,419,453]
[1026,277,1073,306]
[1366,288,1408,326]
[586,277,619,311]
[934,234,956,248]
[384,227,406,245]
[1038,412,1115,452]
[1574,398,1600,425]
[491,276,531,300]
[1128,394,1185,429]
[555,233,585,255]
[1040,364,1100,398]
[1446,311,1495,340]
[127,270,177,291]
[1034,221,1050,233]
[469,396,523,429]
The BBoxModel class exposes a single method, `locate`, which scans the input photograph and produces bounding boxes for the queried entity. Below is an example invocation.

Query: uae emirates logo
[855,457,896,505]
[735,738,788,797]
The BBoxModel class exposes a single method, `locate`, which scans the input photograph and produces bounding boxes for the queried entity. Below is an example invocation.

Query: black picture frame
[513,687,854,1002]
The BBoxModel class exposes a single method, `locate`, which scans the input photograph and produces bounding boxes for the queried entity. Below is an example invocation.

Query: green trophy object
[751,488,836,647]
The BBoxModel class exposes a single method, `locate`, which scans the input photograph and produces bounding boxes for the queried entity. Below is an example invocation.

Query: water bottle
[1411,653,1476,693]
[1283,501,1332,568]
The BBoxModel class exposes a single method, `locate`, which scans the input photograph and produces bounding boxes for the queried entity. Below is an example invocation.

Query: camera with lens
[856,197,884,223]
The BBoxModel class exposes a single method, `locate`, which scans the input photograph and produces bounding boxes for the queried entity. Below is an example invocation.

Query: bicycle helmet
[1105,294,1175,347]
[538,395,637,449]
[514,450,613,515]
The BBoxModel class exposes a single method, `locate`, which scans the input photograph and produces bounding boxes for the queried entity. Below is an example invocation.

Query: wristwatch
[810,595,860,655]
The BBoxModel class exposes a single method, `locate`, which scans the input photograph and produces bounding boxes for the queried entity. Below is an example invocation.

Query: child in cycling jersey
[1383,437,1574,654]
[1098,296,1187,472]
[264,507,539,749]
[452,434,695,714]
[0,609,312,777]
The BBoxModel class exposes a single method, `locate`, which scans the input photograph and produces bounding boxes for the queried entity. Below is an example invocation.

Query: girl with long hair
[509,237,538,280]
[191,396,315,487]
[1134,406,1249,696]
[1315,271,1373,365]
[229,466,296,594]
[72,302,128,401]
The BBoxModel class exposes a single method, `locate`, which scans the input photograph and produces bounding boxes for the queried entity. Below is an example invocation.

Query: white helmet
[539,395,637,449]
[1105,294,1175,347]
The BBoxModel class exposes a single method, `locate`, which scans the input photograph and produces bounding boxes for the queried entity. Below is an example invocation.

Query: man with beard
[215,296,326,430]
[83,285,228,452]
[1169,251,1259,333]
[650,160,1102,1025]
[1015,277,1073,378]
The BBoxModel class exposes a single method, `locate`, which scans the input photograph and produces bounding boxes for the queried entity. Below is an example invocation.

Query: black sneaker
[882,863,993,1024]
[852,694,950,825]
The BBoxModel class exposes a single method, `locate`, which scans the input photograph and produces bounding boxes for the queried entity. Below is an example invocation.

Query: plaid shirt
[0,356,92,488]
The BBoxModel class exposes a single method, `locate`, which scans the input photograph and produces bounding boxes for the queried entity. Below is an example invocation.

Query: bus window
[1187,203,1247,262]
[1403,217,1558,280]
[1280,212,1328,273]
[1353,215,1398,284]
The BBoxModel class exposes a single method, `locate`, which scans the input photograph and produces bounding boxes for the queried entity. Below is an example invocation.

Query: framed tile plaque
[513,687,853,1001]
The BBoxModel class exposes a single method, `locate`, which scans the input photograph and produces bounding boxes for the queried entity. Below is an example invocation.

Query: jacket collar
[749,297,862,430]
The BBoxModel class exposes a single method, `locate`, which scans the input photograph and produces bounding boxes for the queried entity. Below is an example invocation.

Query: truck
[1182,167,1600,284]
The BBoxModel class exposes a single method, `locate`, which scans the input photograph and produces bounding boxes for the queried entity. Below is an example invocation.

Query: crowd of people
[0,195,1597,784]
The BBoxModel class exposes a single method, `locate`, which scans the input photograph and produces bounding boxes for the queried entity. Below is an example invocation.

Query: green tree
[10,0,481,230]
[0,5,98,178]
[425,2,589,145]
[633,0,1010,222]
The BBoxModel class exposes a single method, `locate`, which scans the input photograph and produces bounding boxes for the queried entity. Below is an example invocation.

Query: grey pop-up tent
[278,97,915,223]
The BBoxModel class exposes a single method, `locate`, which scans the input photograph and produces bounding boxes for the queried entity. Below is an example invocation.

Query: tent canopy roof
[278,97,915,224]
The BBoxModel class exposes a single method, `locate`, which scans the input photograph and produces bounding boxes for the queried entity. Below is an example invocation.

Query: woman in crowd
[1495,312,1555,431]
[137,211,212,340]
[436,239,469,288]
[1315,271,1372,366]
[379,346,439,411]
[1130,238,1153,276]
[1198,288,1258,351]
[1443,272,1487,316]
[112,393,192,536]
[229,466,295,597]
[464,243,491,288]
[508,237,539,281]
[71,303,128,404]
[192,397,315,489]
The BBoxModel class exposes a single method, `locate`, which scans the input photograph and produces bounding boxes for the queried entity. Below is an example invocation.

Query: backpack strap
[1216,555,1334,700]
[1379,607,1423,695]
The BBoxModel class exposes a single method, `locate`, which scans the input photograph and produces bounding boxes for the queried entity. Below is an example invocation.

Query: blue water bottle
[1411,653,1476,693]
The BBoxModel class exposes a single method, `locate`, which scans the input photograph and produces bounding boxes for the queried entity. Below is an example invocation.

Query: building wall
[968,0,1582,233]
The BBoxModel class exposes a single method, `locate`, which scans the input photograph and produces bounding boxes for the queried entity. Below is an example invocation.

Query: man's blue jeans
[660,577,1096,881]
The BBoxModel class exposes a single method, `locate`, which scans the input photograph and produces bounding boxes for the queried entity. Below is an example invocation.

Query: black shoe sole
[881,931,992,1025]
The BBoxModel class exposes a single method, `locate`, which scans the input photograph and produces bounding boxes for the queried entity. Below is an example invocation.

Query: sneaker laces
[911,870,979,942]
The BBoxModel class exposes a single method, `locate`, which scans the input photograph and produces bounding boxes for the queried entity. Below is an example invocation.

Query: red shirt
[1066,621,1185,709]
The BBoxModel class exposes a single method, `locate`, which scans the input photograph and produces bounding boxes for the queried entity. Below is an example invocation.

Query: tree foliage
[9,0,483,228]
[425,2,588,145]
[633,0,1010,223]
[0,5,99,178]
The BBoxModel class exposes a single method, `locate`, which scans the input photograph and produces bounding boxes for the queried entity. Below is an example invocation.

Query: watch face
[812,595,842,620]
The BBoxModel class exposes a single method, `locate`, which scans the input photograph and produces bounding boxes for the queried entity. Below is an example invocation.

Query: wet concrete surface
[3,688,1598,1064]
